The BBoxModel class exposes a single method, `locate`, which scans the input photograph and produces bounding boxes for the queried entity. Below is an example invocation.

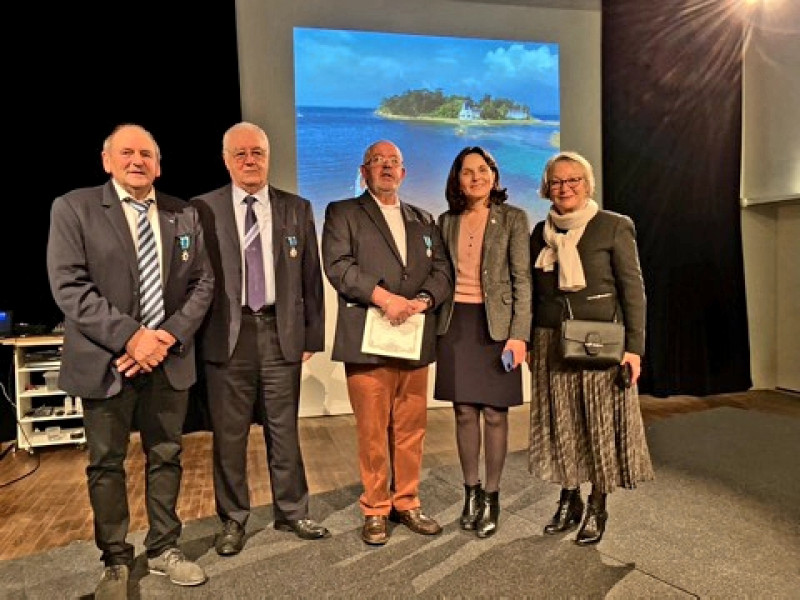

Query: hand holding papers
[361,307,425,360]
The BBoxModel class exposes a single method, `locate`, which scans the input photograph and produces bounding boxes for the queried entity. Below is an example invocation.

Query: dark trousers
[206,310,308,526]
[83,367,187,566]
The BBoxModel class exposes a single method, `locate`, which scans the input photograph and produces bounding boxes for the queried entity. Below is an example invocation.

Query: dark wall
[1,5,242,441]
[602,0,752,396]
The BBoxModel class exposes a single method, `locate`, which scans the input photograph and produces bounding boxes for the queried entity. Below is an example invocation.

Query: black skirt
[434,303,523,407]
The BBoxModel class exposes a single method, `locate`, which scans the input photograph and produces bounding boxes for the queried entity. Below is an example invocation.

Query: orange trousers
[345,363,429,516]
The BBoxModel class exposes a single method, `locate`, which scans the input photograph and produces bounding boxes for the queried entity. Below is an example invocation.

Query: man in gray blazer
[47,124,214,598]
[191,122,328,557]
[321,140,453,545]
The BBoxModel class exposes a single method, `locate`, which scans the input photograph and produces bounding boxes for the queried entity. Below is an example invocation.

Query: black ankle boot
[460,483,483,530]
[544,488,584,535]
[476,491,500,538]
[575,492,607,546]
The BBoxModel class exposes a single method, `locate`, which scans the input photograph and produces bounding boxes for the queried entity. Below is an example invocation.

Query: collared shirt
[233,186,276,306]
[370,191,407,265]
[114,180,164,283]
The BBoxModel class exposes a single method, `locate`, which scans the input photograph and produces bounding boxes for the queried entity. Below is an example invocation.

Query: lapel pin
[423,235,433,258]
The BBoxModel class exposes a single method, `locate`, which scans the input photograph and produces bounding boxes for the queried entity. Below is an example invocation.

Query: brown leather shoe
[389,507,443,535]
[362,515,389,545]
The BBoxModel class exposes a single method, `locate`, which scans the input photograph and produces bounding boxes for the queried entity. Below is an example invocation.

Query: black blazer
[530,210,646,356]
[191,184,324,363]
[321,192,453,366]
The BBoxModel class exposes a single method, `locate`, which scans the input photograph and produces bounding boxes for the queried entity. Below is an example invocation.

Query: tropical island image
[293,27,561,225]
[376,88,556,127]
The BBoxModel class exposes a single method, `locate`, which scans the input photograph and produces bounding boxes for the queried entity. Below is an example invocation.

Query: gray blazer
[191,184,324,363]
[321,192,453,366]
[437,203,532,342]
[46,181,215,398]
[530,210,646,355]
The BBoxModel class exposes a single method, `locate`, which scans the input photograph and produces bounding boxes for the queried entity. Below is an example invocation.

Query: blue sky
[294,28,560,115]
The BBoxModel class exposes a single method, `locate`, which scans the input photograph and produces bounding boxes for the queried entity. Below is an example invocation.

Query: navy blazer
[321,192,453,366]
[191,184,324,363]
[530,210,646,356]
[46,181,214,398]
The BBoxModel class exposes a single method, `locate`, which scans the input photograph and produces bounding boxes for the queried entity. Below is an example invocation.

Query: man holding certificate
[321,140,453,546]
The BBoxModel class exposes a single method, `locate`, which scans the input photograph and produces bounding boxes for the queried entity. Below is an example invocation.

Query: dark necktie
[128,199,165,328]
[244,196,266,311]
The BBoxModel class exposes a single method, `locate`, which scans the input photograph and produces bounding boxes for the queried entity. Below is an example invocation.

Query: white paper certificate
[361,307,425,360]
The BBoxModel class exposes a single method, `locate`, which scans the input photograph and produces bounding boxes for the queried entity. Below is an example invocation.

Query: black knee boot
[544,488,584,534]
[476,491,500,538]
[460,483,483,530]
[575,490,607,546]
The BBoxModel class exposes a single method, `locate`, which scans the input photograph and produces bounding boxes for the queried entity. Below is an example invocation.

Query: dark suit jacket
[321,192,453,366]
[530,210,646,355]
[437,203,532,342]
[191,184,324,363]
[46,181,215,398]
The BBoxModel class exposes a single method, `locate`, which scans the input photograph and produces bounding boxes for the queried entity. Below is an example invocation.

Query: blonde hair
[538,151,595,198]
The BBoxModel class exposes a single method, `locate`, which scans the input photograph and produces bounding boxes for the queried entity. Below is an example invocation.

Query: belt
[242,305,276,316]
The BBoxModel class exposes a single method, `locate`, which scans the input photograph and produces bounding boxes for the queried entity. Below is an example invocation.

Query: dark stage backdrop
[0,5,241,442]
[602,0,752,396]
[2,1,756,444]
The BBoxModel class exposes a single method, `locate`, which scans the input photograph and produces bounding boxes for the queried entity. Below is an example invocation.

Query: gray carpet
[1,407,798,599]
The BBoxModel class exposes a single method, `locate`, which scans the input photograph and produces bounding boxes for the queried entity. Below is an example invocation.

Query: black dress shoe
[274,518,331,540]
[575,492,608,546]
[215,520,245,556]
[460,483,483,531]
[544,488,584,535]
[476,491,500,539]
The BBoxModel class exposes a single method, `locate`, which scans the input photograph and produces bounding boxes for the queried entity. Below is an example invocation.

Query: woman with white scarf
[528,151,654,545]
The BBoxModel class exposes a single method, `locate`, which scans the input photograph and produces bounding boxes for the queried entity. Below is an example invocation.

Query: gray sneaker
[95,564,129,600]
[148,547,207,586]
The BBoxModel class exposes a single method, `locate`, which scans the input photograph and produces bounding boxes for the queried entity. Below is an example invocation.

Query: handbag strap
[563,295,618,322]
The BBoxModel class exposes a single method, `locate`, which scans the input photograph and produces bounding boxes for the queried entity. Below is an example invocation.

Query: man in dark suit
[47,123,214,598]
[321,140,453,545]
[191,122,328,557]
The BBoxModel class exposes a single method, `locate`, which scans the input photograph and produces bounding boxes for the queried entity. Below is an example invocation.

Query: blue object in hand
[501,349,514,372]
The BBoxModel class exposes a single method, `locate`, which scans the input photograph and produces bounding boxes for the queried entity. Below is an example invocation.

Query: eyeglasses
[229,148,267,163]
[364,156,403,168]
[549,177,583,189]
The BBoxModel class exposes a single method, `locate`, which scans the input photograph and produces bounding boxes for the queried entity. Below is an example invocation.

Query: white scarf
[534,199,599,291]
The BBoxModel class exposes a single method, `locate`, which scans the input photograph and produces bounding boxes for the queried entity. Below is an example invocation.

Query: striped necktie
[244,196,266,311]
[128,199,165,328]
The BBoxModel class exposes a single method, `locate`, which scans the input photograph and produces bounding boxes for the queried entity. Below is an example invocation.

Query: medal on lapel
[423,235,432,258]
[287,235,298,258]
[179,235,190,262]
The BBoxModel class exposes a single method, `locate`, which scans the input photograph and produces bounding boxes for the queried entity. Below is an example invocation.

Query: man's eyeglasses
[229,148,267,163]
[364,156,403,168]
[549,177,583,189]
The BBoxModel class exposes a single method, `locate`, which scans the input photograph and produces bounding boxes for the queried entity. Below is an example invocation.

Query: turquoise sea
[296,106,560,228]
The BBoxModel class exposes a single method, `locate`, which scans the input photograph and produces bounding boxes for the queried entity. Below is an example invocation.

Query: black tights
[454,403,509,493]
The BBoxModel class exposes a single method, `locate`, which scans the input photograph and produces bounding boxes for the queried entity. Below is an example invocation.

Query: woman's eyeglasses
[549,177,583,189]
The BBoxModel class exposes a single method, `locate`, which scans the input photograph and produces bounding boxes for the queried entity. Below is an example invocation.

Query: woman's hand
[504,339,527,369]
[621,352,642,385]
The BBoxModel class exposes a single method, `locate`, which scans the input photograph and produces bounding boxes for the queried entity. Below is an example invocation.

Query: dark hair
[444,146,508,213]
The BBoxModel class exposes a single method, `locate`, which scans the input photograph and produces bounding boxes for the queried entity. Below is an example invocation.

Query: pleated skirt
[528,327,655,493]
[435,303,523,408]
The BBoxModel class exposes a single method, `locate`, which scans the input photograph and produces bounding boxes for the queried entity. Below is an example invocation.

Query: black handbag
[559,297,625,369]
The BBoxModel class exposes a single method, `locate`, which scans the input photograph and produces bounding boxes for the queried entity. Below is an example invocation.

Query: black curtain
[1,5,241,441]
[602,0,752,396]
